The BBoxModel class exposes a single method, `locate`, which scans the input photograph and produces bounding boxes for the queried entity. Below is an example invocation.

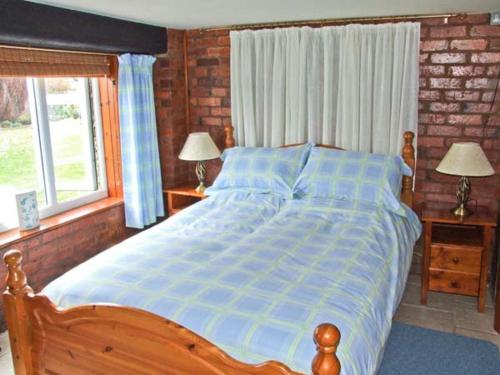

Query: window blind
[0,46,111,77]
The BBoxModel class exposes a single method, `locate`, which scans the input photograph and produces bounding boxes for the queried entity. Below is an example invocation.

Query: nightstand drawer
[428,270,479,296]
[430,244,481,273]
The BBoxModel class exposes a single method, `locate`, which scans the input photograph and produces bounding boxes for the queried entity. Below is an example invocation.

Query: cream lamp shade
[179,132,221,161]
[436,142,494,177]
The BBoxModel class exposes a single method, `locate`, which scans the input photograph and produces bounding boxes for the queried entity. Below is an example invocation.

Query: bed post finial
[3,249,34,375]
[224,123,235,149]
[401,131,415,208]
[4,249,32,295]
[312,323,341,375]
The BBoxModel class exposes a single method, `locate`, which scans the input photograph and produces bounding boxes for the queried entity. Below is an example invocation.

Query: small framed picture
[16,190,40,231]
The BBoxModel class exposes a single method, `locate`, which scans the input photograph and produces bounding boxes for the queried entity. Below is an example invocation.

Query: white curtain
[230,23,420,155]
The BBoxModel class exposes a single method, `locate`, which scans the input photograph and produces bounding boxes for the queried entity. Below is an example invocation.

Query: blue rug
[379,322,500,375]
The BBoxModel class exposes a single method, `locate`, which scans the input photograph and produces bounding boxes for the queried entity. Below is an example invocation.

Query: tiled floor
[0,275,498,374]
[394,274,500,349]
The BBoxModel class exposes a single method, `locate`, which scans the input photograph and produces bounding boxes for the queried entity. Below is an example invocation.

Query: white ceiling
[30,0,499,29]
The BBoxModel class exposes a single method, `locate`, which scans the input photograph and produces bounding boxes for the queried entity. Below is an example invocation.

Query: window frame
[0,76,108,231]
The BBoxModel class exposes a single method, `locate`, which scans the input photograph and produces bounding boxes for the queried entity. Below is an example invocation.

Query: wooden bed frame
[3,125,415,375]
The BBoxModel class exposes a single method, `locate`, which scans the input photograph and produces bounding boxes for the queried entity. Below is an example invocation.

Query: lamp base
[451,204,472,217]
[195,182,206,193]
[451,176,472,217]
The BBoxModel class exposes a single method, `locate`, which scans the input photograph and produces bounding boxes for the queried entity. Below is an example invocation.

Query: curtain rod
[200,12,465,32]
[0,44,118,57]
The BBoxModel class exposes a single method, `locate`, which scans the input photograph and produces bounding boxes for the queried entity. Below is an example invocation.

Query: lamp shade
[179,132,221,161]
[436,142,494,177]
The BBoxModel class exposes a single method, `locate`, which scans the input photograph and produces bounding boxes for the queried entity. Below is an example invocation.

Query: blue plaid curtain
[118,54,164,228]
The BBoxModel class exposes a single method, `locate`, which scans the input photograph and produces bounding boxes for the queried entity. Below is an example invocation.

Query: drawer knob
[452,257,459,264]
[451,280,459,288]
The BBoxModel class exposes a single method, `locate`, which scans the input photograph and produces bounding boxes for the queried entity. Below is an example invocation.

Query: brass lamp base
[194,161,207,194]
[451,203,471,217]
[195,182,206,193]
[451,176,472,217]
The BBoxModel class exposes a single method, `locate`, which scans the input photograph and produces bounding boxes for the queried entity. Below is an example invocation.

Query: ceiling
[30,0,499,28]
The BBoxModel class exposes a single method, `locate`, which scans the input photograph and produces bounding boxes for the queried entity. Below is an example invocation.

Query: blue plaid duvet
[43,192,421,375]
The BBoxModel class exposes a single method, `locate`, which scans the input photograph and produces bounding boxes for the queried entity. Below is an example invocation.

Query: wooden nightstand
[164,185,205,216]
[421,205,497,312]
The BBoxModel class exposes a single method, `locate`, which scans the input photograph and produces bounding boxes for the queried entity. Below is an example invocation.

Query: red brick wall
[417,15,499,207]
[181,14,500,207]
[0,204,130,330]
[154,29,191,188]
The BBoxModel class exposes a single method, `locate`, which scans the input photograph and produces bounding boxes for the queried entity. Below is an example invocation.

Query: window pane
[0,78,46,230]
[44,78,97,203]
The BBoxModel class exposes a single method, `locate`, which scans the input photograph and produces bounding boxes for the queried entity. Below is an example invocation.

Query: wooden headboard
[223,124,416,209]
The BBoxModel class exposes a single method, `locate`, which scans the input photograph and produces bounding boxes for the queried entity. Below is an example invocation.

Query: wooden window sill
[0,197,124,249]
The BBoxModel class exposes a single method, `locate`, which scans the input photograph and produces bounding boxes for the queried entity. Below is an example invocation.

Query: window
[0,77,107,231]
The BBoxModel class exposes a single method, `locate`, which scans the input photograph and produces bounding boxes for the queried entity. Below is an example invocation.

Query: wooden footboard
[3,250,341,375]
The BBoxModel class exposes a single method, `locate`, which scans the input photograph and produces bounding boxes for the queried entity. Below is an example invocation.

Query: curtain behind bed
[230,23,420,154]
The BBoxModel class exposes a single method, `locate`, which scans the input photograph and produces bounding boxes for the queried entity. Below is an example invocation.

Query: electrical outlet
[491,11,500,25]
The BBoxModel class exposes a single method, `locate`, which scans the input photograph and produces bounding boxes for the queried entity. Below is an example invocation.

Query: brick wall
[179,14,500,207]
[417,15,499,207]
[0,204,130,330]
[154,29,191,188]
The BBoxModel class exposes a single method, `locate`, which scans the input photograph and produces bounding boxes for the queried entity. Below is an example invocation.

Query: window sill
[0,197,124,249]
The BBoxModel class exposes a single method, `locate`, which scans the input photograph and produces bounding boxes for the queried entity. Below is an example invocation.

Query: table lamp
[435,142,494,217]
[179,132,221,193]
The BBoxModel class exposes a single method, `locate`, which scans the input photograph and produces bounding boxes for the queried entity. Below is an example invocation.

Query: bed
[3,125,419,375]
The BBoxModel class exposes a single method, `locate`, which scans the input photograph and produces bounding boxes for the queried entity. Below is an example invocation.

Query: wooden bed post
[401,131,415,209]
[3,249,33,375]
[224,123,235,149]
[312,323,341,375]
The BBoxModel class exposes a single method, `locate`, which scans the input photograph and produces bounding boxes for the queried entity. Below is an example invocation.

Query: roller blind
[0,46,111,77]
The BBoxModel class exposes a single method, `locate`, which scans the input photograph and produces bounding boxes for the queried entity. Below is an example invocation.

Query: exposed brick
[419,90,441,101]
[429,26,467,38]
[449,65,485,77]
[202,117,222,126]
[418,137,445,147]
[429,102,460,113]
[465,78,497,89]
[471,52,500,64]
[463,102,494,113]
[211,87,227,97]
[217,36,230,46]
[198,97,221,106]
[430,78,462,89]
[463,127,486,137]
[206,47,230,57]
[447,114,483,125]
[450,39,488,50]
[419,113,446,124]
[491,38,500,50]
[420,40,449,51]
[444,91,481,102]
[482,91,495,102]
[430,53,466,64]
[420,65,445,76]
[470,25,500,37]
[487,66,500,76]
[427,125,462,136]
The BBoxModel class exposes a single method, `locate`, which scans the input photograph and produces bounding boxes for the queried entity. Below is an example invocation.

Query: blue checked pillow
[293,147,412,215]
[206,144,312,198]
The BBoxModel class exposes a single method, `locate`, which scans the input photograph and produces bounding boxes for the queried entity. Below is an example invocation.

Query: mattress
[43,192,421,374]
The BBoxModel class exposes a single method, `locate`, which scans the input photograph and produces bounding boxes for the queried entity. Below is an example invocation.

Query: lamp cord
[483,64,500,138]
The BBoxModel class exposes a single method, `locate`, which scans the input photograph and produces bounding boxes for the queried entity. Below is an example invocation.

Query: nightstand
[421,205,497,312]
[164,185,205,216]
